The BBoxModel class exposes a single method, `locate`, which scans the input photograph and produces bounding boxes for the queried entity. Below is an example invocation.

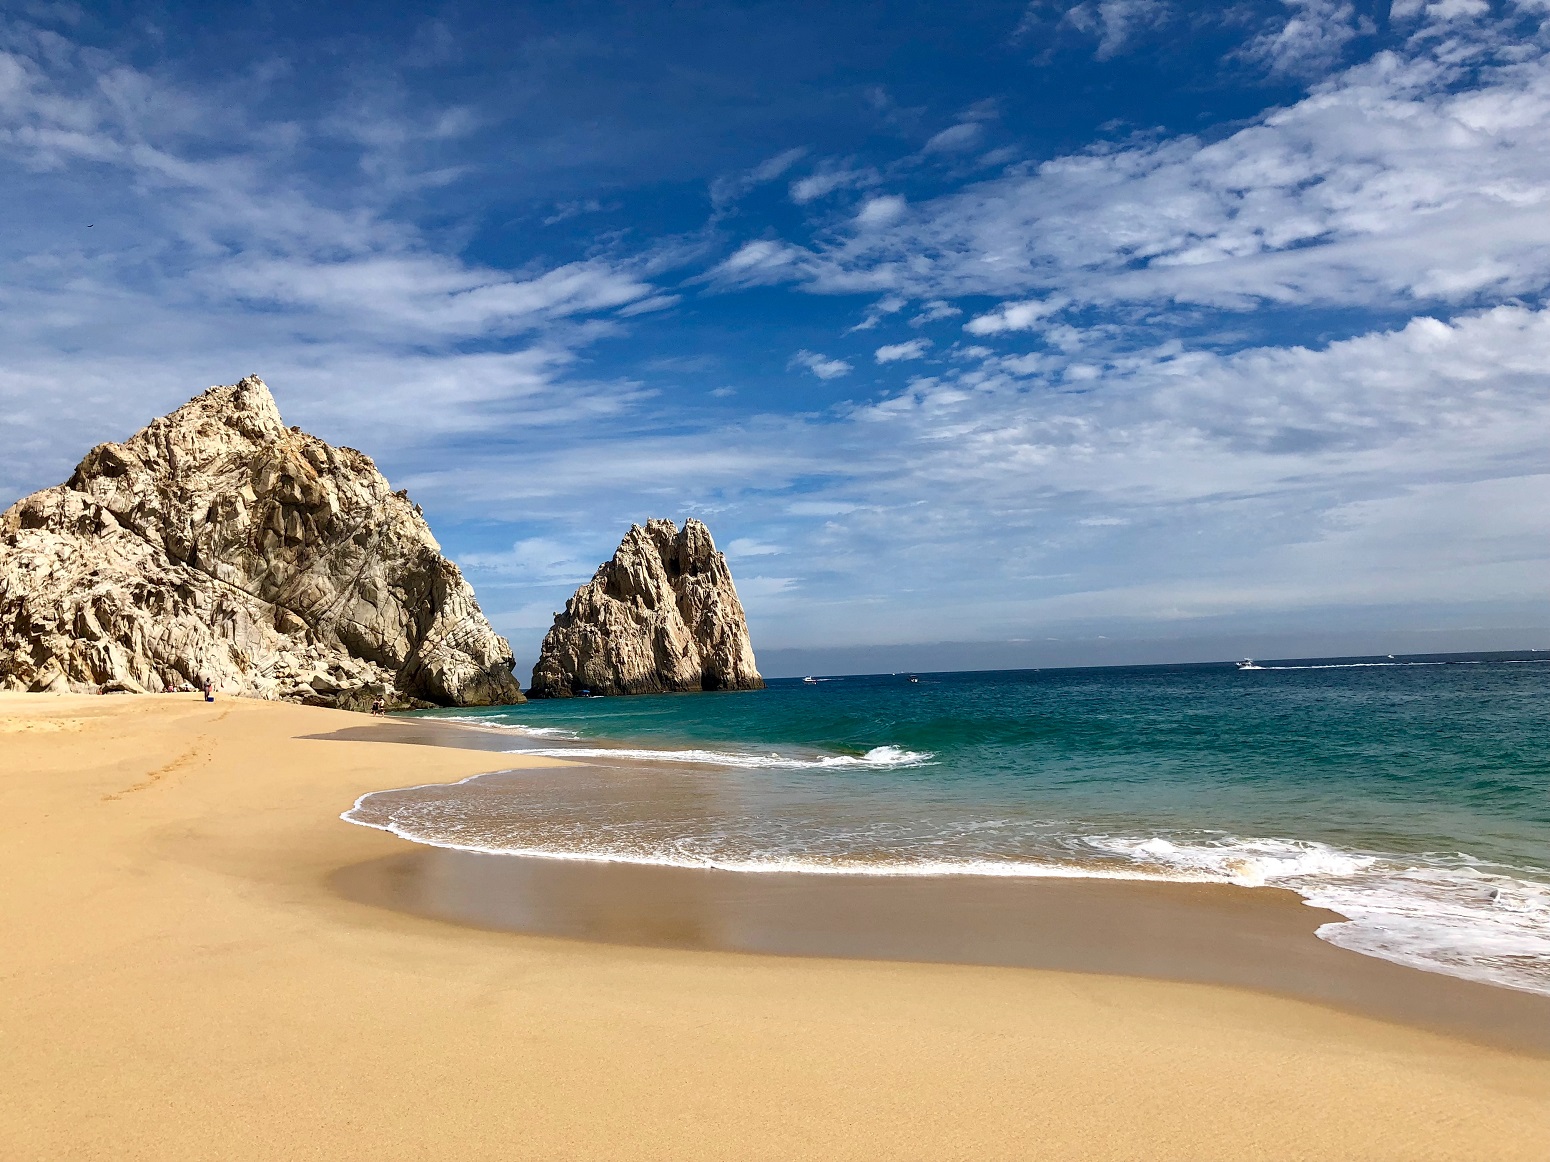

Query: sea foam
[357,656,1550,997]
[1084,834,1550,995]
[343,779,1550,997]
[511,743,935,769]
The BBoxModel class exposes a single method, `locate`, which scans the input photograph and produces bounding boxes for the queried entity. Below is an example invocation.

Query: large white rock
[0,376,524,708]
[529,518,763,698]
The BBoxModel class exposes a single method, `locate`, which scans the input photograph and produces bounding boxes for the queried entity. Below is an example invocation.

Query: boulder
[529,518,763,698]
[0,376,524,708]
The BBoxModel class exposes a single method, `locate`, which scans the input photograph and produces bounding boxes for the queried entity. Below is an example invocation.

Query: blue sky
[3,0,1549,675]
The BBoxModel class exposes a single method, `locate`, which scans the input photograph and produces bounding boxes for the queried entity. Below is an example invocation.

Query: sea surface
[345,652,1550,996]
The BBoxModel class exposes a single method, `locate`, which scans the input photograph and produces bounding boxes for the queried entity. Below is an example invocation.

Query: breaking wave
[512,743,934,769]
[1082,835,1550,995]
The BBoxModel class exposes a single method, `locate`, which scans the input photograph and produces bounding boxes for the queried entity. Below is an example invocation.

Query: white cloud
[875,338,931,363]
[789,350,852,379]
[543,198,607,225]
[6,6,1550,659]
[736,575,799,599]
[461,537,598,583]
[911,300,962,325]
[446,302,1550,651]
[750,147,809,182]
[922,122,984,153]
[0,24,670,503]
[616,293,682,316]
[756,14,1550,316]
[711,238,803,284]
[726,538,783,556]
[964,297,1069,335]
[1241,1,1366,78]
[1391,0,1489,20]
[711,146,808,208]
[1060,0,1176,60]
[849,293,908,331]
[855,194,907,228]
[790,164,878,204]
[216,255,653,339]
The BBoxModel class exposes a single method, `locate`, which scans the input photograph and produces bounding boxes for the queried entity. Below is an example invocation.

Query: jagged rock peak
[0,375,525,709]
[529,518,764,698]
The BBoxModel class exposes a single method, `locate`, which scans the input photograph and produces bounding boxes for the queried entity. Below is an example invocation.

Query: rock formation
[529,518,763,698]
[0,376,524,709]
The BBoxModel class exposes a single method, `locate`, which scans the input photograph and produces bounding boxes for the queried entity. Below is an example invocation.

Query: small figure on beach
[370,695,386,716]
[203,678,214,703]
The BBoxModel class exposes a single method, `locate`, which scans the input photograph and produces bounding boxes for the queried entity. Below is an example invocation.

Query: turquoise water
[348,653,1550,994]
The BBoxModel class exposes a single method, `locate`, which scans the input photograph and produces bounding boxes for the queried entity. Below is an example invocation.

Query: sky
[2,0,1548,677]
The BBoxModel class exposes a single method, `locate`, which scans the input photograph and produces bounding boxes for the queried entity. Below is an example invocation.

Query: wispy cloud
[790,163,878,204]
[711,146,808,209]
[922,121,984,153]
[746,11,1550,322]
[726,538,784,557]
[875,338,931,363]
[1058,0,1177,60]
[848,294,908,332]
[5,2,1550,663]
[789,350,853,379]
[0,18,673,500]
[964,298,1069,335]
[1238,0,1368,78]
[910,300,962,325]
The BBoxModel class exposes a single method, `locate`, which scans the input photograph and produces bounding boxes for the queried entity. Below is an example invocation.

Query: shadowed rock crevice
[530,518,763,698]
[0,376,524,708]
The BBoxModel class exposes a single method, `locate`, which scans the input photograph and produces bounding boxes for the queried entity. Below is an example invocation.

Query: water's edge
[320,656,1550,999]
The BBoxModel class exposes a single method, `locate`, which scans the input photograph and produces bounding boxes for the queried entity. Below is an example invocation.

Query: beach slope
[2,693,1546,1160]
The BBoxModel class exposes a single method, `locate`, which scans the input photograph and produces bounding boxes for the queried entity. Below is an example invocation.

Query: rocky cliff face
[529,518,763,698]
[0,376,524,708]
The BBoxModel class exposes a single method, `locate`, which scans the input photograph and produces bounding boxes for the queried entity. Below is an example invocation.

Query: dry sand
[2,692,1547,1160]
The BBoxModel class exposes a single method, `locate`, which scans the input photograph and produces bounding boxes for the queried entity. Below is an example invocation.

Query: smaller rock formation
[529,518,764,698]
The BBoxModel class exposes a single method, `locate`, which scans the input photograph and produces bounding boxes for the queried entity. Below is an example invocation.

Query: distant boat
[802,676,819,684]
[1236,659,1262,671]
[907,674,920,683]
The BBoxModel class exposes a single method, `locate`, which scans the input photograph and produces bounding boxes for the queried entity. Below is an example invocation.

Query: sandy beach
[3,693,1548,1160]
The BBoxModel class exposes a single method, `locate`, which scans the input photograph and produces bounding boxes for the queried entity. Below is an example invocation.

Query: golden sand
[2,692,1546,1160]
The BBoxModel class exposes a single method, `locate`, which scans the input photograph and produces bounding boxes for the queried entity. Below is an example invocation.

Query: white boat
[802,676,819,684]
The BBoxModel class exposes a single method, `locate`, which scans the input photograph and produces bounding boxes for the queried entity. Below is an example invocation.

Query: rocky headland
[0,376,524,709]
[530,518,763,698]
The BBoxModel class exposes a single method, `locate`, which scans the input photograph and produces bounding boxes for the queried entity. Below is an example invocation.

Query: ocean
[345,652,1550,996]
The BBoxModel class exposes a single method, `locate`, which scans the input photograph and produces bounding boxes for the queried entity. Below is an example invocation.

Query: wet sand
[334,846,1550,1056]
[5,694,1550,1160]
[326,718,1550,1056]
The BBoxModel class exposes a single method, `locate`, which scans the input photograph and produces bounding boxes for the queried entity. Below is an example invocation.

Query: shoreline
[331,843,1550,1057]
[326,716,1550,1052]
[5,693,1549,1159]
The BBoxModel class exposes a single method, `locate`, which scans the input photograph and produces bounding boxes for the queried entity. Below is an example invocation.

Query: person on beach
[370,695,385,716]
[202,678,214,703]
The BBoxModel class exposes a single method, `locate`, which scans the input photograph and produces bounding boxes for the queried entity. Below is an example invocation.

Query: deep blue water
[348,653,1550,994]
